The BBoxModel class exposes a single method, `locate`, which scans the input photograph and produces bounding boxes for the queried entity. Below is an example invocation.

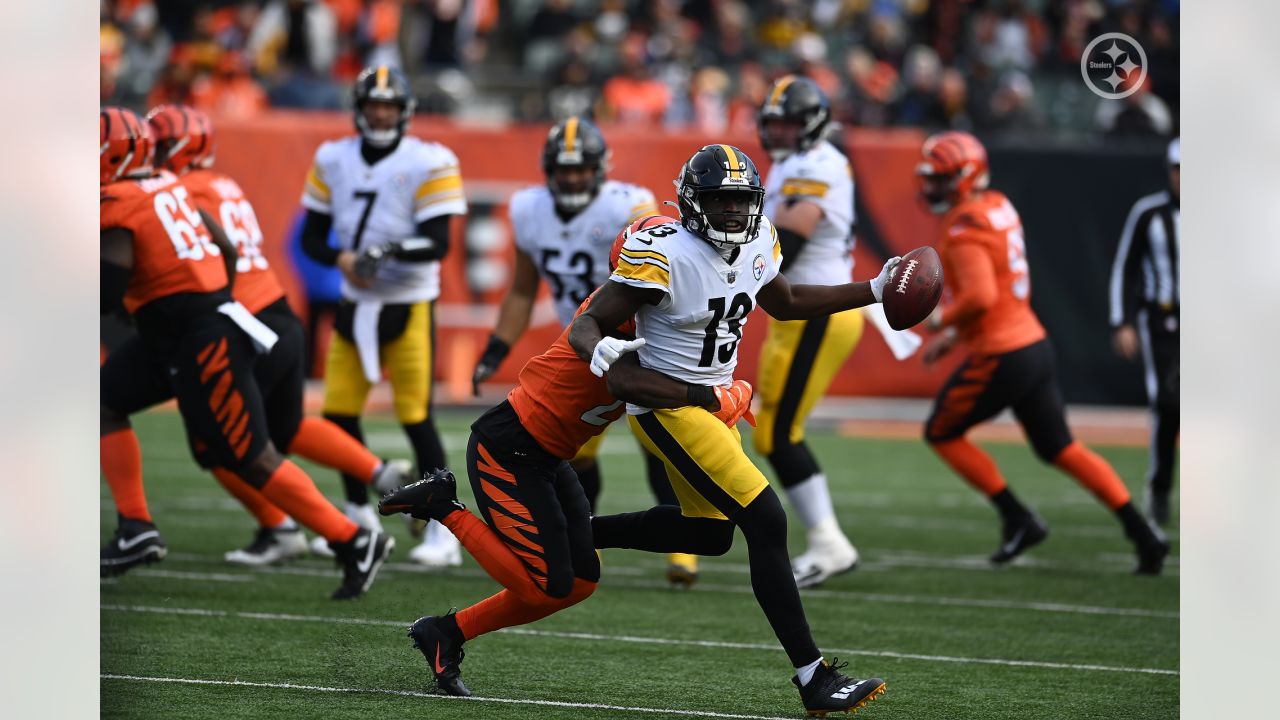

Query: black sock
[324,413,369,506]
[592,507,734,555]
[767,440,822,488]
[991,489,1030,524]
[736,487,821,668]
[643,449,678,506]
[1115,502,1160,545]
[403,417,447,482]
[576,462,601,513]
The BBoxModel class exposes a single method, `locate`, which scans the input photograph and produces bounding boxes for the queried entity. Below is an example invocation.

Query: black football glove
[472,336,511,396]
[354,244,389,279]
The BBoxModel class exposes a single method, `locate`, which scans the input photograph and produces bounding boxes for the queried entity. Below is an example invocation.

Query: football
[882,246,944,330]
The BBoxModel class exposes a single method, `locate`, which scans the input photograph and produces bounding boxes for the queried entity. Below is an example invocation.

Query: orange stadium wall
[211,112,951,402]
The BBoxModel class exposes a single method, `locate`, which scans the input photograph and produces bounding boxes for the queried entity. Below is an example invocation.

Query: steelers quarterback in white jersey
[467,117,700,585]
[568,143,899,716]
[756,75,868,588]
[299,65,466,567]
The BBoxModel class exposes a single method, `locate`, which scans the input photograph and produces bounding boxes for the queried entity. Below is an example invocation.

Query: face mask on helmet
[543,117,608,213]
[353,66,416,148]
[548,162,603,212]
[675,145,766,247]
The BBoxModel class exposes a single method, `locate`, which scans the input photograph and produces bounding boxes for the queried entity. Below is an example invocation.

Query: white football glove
[589,337,646,378]
[869,256,903,303]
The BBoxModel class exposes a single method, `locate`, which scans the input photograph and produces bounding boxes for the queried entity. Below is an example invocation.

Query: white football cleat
[792,525,859,589]
[372,458,414,497]
[408,520,463,568]
[226,526,308,566]
[312,502,382,558]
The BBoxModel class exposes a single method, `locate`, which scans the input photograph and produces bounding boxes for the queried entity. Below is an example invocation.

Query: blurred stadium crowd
[100,0,1178,139]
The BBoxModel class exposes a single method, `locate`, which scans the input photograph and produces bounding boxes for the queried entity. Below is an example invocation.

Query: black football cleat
[409,613,471,696]
[794,658,886,717]
[379,468,466,523]
[1133,523,1171,576]
[101,517,167,578]
[989,513,1049,565]
[329,527,394,600]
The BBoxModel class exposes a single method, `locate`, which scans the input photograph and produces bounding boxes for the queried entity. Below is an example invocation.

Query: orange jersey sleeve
[506,293,636,459]
[937,191,1045,355]
[101,171,229,313]
[183,169,285,313]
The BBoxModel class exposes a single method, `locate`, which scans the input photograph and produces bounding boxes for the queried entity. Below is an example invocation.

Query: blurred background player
[754,75,866,588]
[298,65,467,566]
[570,145,896,716]
[470,117,700,585]
[916,131,1169,574]
[130,103,411,565]
[100,107,393,597]
[1109,138,1180,526]
[379,216,755,697]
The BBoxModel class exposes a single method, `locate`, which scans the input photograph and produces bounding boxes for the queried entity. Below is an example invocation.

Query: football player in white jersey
[469,118,701,585]
[756,75,917,588]
[569,144,900,716]
[298,65,466,567]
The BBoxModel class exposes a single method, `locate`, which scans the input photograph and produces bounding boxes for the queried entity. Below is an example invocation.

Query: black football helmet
[542,116,609,212]
[353,65,416,147]
[757,75,830,162]
[674,144,765,247]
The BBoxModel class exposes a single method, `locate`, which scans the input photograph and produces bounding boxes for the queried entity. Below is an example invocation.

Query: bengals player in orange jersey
[105,104,411,566]
[377,217,753,696]
[100,107,393,598]
[915,131,1168,574]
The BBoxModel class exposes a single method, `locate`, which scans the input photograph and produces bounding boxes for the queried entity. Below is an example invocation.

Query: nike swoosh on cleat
[116,530,160,551]
[356,536,378,574]
[434,645,445,674]
[1000,528,1029,556]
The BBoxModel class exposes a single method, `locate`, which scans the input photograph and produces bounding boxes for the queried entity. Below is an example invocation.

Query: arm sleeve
[392,215,452,262]
[938,241,999,328]
[775,226,806,273]
[1109,201,1152,327]
[299,209,338,266]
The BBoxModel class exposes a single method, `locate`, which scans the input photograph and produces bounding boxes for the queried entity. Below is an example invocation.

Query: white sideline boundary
[100,604,1179,677]
[99,673,798,720]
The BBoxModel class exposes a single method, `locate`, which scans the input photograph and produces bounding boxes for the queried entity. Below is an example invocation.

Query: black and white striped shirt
[1109,190,1180,327]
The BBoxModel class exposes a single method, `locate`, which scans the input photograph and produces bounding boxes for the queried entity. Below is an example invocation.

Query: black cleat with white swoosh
[329,527,394,600]
[794,658,886,717]
[989,513,1049,565]
[101,517,167,578]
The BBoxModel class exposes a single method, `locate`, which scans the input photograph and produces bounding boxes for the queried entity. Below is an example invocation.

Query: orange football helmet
[100,107,154,185]
[146,104,215,173]
[916,131,989,213]
[610,215,679,273]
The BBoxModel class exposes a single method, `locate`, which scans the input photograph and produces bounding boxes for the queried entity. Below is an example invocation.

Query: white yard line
[101,604,1178,676]
[99,673,798,720]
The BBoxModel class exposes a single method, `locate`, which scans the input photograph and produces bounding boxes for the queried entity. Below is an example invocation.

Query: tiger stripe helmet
[146,104,215,174]
[916,131,989,213]
[610,215,679,273]
[100,107,155,185]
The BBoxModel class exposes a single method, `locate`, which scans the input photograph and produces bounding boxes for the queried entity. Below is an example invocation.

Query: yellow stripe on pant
[322,300,434,424]
[629,408,770,521]
[753,308,864,456]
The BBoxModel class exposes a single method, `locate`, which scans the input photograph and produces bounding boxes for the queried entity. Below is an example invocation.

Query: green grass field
[101,409,1178,719]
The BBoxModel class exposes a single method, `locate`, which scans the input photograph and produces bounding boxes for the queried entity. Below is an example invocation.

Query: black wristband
[686,384,716,408]
[480,336,511,366]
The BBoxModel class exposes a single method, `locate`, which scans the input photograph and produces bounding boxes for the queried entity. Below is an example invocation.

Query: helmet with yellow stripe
[542,116,609,213]
[353,65,416,148]
[758,75,830,163]
[674,144,765,248]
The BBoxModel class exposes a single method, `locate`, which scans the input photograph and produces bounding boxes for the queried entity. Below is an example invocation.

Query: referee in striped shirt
[1109,138,1180,526]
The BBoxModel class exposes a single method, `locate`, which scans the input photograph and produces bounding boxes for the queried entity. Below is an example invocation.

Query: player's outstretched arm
[758,270,875,321]
[101,227,134,315]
